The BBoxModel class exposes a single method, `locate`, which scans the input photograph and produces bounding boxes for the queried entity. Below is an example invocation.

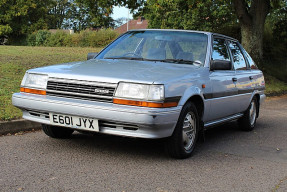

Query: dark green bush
[27,33,36,46]
[35,30,51,46]
[88,29,118,47]
[46,30,71,47]
[263,21,287,83]
[25,29,119,48]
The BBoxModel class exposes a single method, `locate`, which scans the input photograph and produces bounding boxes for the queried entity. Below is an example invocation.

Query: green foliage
[27,33,37,46]
[87,29,118,47]
[0,24,12,36]
[0,0,51,37]
[265,74,287,96]
[35,30,51,46]
[144,0,237,36]
[24,29,118,47]
[46,31,71,47]
[0,0,129,39]
[262,1,287,82]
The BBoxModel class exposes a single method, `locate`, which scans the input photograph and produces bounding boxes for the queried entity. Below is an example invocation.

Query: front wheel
[42,124,74,138]
[239,97,258,131]
[165,102,199,159]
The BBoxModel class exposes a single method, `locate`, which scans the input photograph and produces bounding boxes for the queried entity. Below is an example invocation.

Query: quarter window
[229,42,247,70]
[242,48,258,69]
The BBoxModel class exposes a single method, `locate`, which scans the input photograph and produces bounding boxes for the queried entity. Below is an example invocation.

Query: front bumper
[12,93,181,138]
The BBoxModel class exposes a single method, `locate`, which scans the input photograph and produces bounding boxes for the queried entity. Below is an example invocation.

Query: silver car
[12,29,265,158]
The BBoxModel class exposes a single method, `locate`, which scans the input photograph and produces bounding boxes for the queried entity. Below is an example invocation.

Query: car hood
[28,59,201,84]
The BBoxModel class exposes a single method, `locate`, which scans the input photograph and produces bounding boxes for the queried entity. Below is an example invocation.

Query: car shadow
[49,120,243,159]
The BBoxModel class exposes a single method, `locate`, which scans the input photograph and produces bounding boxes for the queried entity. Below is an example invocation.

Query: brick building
[115,17,148,34]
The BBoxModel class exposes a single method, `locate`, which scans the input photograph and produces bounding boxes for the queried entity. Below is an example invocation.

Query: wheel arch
[185,95,205,122]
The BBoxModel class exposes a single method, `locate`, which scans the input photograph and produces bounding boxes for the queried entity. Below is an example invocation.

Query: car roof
[127,29,238,42]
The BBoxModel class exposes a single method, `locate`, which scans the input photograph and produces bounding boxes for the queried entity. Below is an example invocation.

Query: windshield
[96,30,208,66]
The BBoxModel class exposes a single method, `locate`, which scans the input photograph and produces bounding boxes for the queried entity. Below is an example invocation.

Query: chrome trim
[204,92,252,101]
[46,78,117,102]
[48,77,117,88]
[204,113,243,128]
[47,89,113,99]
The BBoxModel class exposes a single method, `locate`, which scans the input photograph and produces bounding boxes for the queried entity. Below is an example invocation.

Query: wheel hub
[182,112,196,151]
[249,100,256,126]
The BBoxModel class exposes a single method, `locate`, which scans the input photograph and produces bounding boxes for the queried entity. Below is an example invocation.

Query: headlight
[21,73,48,89]
[114,82,164,101]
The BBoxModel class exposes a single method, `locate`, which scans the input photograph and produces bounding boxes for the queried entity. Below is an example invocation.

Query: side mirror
[210,60,232,71]
[87,52,98,60]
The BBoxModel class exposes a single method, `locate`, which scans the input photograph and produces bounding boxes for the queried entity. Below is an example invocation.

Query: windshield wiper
[157,59,195,64]
[104,56,144,61]
[104,57,196,64]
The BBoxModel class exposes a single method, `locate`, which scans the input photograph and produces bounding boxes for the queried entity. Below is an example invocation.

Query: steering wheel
[122,52,142,58]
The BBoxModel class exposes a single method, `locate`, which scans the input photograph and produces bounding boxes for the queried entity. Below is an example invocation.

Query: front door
[206,37,238,121]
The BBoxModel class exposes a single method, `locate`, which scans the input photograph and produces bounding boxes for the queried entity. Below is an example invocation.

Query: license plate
[49,113,99,132]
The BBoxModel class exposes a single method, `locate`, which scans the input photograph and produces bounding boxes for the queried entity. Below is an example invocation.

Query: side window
[242,48,258,69]
[228,42,247,70]
[212,38,230,61]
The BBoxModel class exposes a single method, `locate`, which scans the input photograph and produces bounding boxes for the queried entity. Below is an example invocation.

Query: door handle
[249,76,254,80]
[232,77,237,82]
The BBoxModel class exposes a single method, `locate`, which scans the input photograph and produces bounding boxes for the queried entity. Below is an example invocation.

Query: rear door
[228,41,253,113]
[241,45,265,94]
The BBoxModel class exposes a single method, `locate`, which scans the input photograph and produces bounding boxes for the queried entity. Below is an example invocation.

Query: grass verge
[0,46,286,121]
[265,74,287,96]
[0,46,102,121]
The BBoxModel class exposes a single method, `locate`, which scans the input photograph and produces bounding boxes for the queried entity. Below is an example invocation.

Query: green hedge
[26,29,119,47]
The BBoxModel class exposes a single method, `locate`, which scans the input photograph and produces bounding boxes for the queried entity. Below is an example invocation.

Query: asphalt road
[1,96,287,192]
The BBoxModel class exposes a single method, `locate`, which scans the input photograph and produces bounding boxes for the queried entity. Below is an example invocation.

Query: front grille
[46,78,117,103]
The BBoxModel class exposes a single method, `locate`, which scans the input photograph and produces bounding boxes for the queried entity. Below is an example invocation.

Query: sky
[111,6,133,20]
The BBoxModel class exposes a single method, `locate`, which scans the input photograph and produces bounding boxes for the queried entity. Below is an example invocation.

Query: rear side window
[228,42,247,70]
[212,38,230,61]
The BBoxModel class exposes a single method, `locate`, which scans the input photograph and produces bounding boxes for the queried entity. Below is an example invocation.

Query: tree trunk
[240,22,264,65]
[233,0,270,65]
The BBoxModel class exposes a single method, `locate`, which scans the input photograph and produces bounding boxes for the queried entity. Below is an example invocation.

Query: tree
[232,0,273,64]
[0,0,52,37]
[47,0,72,29]
[142,0,239,38]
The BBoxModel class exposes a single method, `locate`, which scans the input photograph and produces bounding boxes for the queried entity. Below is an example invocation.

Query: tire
[42,124,74,138]
[239,97,258,131]
[165,102,199,159]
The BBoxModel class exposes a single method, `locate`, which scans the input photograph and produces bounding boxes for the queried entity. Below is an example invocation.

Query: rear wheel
[239,97,258,131]
[42,124,74,138]
[165,102,199,159]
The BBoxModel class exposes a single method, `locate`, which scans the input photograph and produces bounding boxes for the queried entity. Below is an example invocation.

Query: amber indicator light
[20,87,46,95]
[113,98,178,108]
